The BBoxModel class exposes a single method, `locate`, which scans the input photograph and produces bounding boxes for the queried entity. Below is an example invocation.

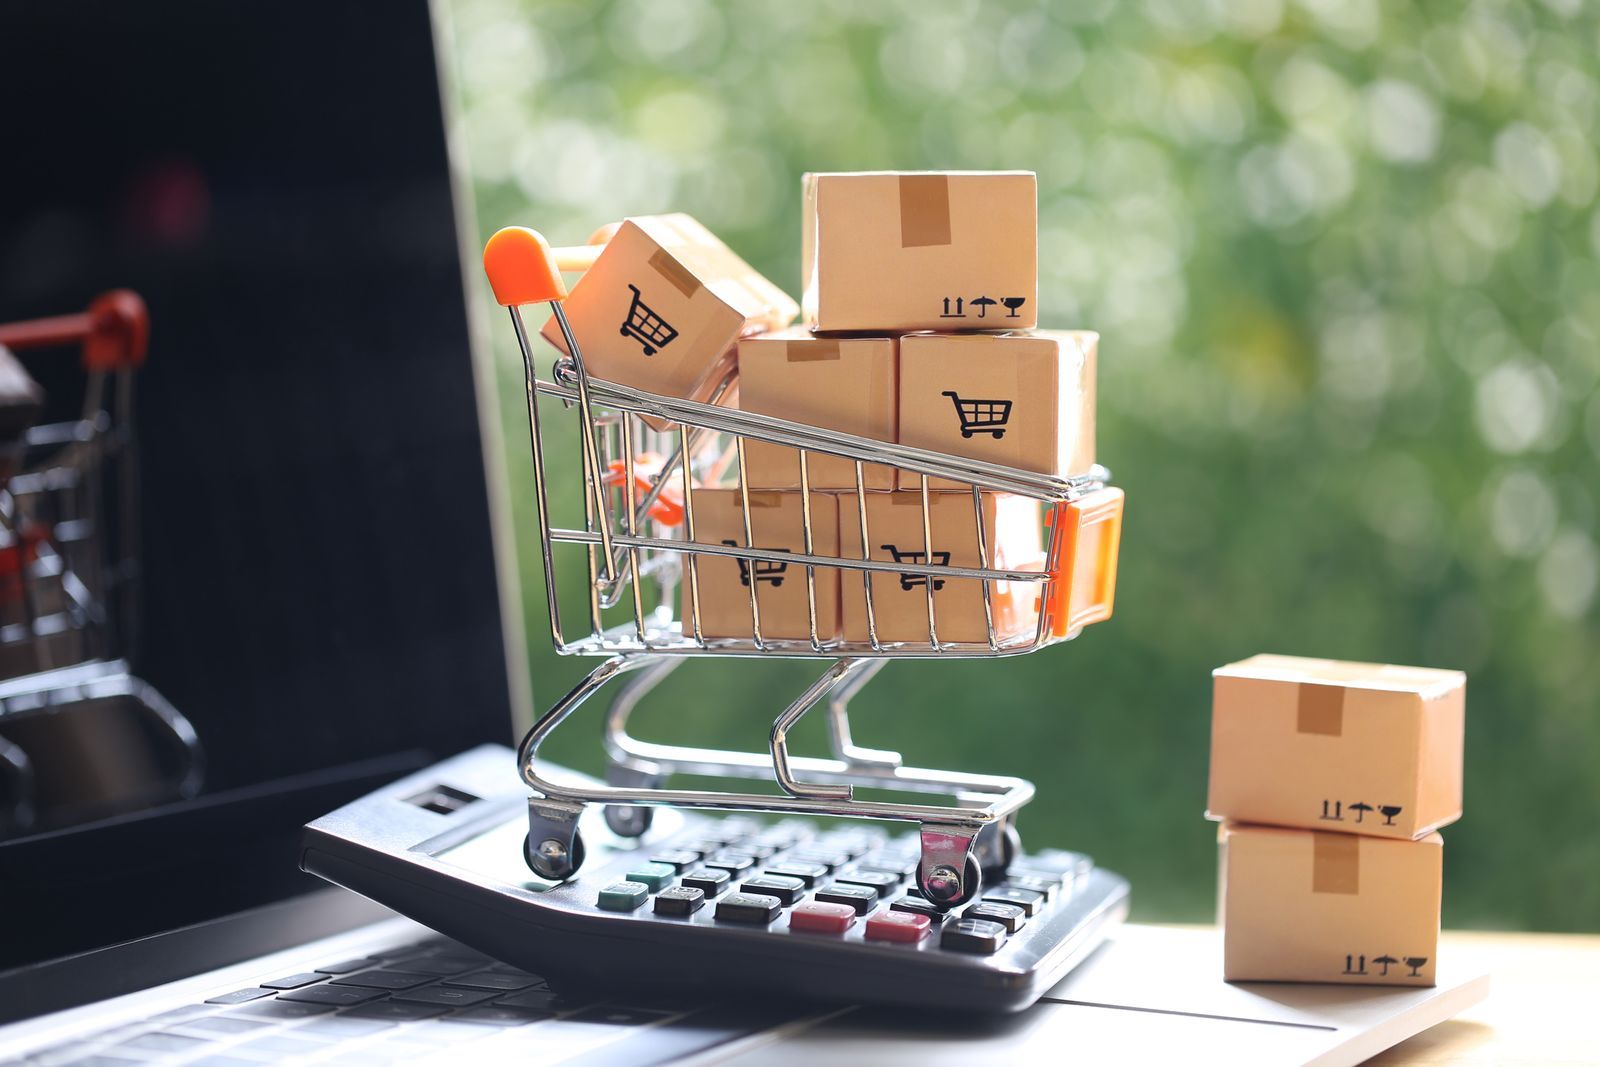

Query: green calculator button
[625,863,677,892]
[598,881,649,911]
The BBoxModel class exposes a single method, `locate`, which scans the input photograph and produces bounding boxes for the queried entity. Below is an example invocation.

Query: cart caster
[974,819,1022,880]
[917,855,983,910]
[604,804,653,838]
[524,830,586,881]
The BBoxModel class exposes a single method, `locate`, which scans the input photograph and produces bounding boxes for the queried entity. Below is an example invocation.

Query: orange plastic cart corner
[1043,487,1124,638]
[483,226,568,307]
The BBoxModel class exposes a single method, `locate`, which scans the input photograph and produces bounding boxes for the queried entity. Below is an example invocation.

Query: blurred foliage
[446,0,1600,929]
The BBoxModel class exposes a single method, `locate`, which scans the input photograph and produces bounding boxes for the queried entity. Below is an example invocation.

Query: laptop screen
[0,0,518,966]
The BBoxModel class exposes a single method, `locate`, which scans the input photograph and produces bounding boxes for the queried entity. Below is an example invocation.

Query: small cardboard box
[837,491,1042,645]
[738,328,897,492]
[898,330,1096,491]
[541,215,797,417]
[679,489,839,643]
[1207,654,1465,840]
[1220,822,1441,986]
[802,172,1037,333]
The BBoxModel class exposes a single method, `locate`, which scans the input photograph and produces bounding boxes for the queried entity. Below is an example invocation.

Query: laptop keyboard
[21,935,764,1066]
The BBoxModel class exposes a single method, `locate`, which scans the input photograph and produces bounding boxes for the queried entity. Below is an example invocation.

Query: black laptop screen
[0,0,515,964]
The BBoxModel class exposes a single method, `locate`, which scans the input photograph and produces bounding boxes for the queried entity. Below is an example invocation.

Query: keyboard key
[789,849,849,872]
[340,1000,451,1021]
[680,868,731,897]
[204,988,273,1005]
[649,849,701,871]
[715,892,781,924]
[314,957,377,974]
[941,918,1008,954]
[1003,874,1058,901]
[231,999,337,1019]
[738,841,778,859]
[565,1005,676,1026]
[277,985,387,1007]
[965,901,1027,933]
[890,895,945,920]
[332,969,435,990]
[676,837,724,855]
[625,862,677,892]
[145,1006,214,1025]
[494,988,583,1014]
[865,910,932,943]
[292,1016,398,1037]
[381,954,486,976]
[834,869,899,896]
[260,972,326,990]
[813,883,879,915]
[442,969,543,992]
[653,885,706,917]
[703,851,756,873]
[764,861,828,887]
[391,985,499,1008]
[177,1016,271,1035]
[856,854,916,878]
[741,875,806,905]
[113,1031,209,1055]
[789,900,857,934]
[598,880,649,911]
[236,1033,329,1056]
[982,886,1046,917]
[448,1005,551,1026]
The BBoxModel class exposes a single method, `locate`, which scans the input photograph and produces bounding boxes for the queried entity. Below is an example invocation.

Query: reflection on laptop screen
[0,0,516,966]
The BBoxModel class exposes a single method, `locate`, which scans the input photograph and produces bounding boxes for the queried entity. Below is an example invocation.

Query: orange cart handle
[483,222,620,305]
[0,289,149,372]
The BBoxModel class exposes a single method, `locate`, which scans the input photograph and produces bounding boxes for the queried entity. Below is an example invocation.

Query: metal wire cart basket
[485,227,1124,910]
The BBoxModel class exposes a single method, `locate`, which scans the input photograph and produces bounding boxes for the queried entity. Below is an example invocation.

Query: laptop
[0,2,1487,1063]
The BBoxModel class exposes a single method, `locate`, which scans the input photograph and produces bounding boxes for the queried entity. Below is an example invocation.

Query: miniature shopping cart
[620,284,678,356]
[883,545,951,591]
[0,293,202,835]
[484,227,1123,909]
[943,390,1012,439]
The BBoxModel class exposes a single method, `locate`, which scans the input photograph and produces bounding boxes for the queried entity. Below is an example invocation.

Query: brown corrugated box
[1207,654,1465,840]
[897,330,1096,491]
[541,215,797,423]
[837,491,1042,645]
[737,328,897,492]
[1220,822,1441,986]
[679,489,839,643]
[802,172,1037,333]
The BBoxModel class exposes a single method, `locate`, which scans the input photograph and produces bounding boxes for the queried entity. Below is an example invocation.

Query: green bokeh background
[444,0,1600,930]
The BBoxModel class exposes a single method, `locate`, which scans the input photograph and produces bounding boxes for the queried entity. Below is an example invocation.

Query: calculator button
[677,838,723,855]
[964,901,1027,933]
[757,820,815,848]
[681,868,732,897]
[789,849,849,872]
[1002,875,1058,901]
[865,911,932,943]
[982,887,1046,916]
[856,853,916,878]
[649,850,701,872]
[890,896,945,920]
[739,842,779,859]
[704,851,757,874]
[835,869,900,896]
[812,884,879,915]
[941,918,1008,954]
[764,861,828,887]
[597,881,649,911]
[789,901,857,934]
[741,875,806,905]
[625,863,677,892]
[653,886,706,917]
[715,893,781,924]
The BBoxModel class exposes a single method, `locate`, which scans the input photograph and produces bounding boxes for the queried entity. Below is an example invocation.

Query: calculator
[303,746,1129,1014]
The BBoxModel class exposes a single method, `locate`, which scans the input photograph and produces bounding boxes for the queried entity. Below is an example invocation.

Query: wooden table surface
[1367,930,1600,1065]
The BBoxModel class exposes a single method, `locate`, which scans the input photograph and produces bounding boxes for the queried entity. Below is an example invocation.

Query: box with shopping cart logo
[539,215,797,426]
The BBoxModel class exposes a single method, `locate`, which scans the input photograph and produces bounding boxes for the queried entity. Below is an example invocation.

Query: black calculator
[303,745,1128,1014]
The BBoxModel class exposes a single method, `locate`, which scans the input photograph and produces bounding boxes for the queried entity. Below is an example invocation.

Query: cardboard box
[802,172,1037,333]
[898,330,1096,490]
[837,491,1042,645]
[738,328,897,492]
[1207,654,1465,840]
[1220,822,1441,986]
[541,215,797,417]
[679,489,839,643]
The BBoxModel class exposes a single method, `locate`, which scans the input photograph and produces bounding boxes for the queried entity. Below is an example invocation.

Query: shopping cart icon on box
[722,539,788,587]
[881,544,952,591]
[942,390,1012,439]
[620,284,678,356]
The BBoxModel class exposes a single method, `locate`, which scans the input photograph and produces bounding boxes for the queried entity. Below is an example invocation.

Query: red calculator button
[789,901,857,934]
[865,911,931,943]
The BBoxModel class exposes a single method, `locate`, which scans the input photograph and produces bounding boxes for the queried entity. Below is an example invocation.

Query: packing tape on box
[1312,832,1360,895]
[1297,682,1345,736]
[899,174,952,248]
[648,248,701,298]
[785,338,840,362]
[735,491,788,509]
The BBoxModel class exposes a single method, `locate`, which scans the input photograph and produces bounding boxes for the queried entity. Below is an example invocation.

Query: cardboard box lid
[1215,653,1464,700]
[624,214,797,328]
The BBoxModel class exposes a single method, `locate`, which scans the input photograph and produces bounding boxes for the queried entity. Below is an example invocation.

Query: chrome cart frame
[487,227,1123,909]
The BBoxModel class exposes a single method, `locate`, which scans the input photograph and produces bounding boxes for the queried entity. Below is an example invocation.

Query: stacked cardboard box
[1206,654,1467,986]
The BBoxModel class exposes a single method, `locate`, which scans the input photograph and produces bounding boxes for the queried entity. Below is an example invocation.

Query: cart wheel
[917,855,983,910]
[992,429,1006,440]
[960,429,974,439]
[975,820,1022,880]
[604,804,654,838]
[524,829,586,881]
